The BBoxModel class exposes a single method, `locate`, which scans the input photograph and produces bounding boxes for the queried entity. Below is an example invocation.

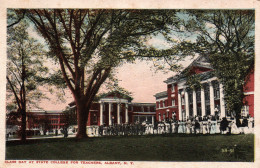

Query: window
[172,99,175,106]
[214,83,220,99]
[188,91,193,104]
[206,105,210,116]
[103,115,106,123]
[241,106,249,117]
[93,114,97,123]
[163,101,165,107]
[197,107,202,116]
[103,103,105,111]
[189,107,193,117]
[181,97,185,105]
[204,85,210,101]
[111,104,114,112]
[196,90,201,102]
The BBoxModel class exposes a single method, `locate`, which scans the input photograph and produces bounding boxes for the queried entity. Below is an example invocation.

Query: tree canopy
[179,10,255,116]
[22,9,183,138]
[6,18,49,140]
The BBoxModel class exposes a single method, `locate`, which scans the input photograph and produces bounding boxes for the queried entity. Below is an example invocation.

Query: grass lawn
[6,134,254,162]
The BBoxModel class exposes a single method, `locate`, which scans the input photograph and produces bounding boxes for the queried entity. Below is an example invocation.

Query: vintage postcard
[0,0,259,168]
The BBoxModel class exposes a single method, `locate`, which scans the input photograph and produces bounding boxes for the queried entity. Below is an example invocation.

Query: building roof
[131,103,156,106]
[164,55,213,84]
[155,55,218,97]
[154,91,167,99]
[98,91,133,102]
[28,110,64,114]
[68,91,133,106]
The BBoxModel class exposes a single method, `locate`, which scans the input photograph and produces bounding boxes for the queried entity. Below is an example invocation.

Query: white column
[178,91,182,121]
[125,103,129,123]
[184,89,189,118]
[100,102,103,125]
[219,83,226,118]
[193,90,197,116]
[117,103,121,124]
[201,87,206,117]
[209,82,215,116]
[152,116,154,125]
[109,103,112,126]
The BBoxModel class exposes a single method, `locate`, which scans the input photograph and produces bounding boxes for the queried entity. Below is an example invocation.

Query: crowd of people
[96,115,254,136]
[155,114,254,135]
[98,123,146,136]
[7,115,254,139]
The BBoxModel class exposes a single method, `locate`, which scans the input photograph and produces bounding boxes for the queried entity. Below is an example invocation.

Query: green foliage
[6,20,49,110]
[23,9,182,99]
[209,52,253,115]
[97,90,133,102]
[22,9,186,137]
[185,72,202,90]
[62,107,77,128]
[7,9,26,28]
[178,10,254,116]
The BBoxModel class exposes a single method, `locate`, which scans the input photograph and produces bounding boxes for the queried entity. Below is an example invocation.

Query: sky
[39,57,195,111]
[35,35,195,111]
[8,10,196,111]
[39,61,173,110]
[24,23,185,111]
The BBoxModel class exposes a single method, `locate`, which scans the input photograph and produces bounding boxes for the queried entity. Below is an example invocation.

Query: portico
[154,55,235,122]
[99,98,129,126]
[177,77,225,121]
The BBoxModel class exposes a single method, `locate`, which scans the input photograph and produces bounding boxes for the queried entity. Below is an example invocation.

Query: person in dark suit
[99,125,103,136]
[220,117,229,134]
[242,117,248,127]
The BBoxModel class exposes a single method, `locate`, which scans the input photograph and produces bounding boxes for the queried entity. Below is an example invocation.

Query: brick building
[154,56,254,122]
[69,91,156,127]
[25,91,156,132]
[26,110,66,131]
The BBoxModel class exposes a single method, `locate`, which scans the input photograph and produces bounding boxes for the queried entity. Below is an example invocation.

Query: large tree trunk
[20,108,26,142]
[76,101,89,139]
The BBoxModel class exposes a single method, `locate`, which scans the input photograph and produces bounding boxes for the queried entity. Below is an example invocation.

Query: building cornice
[154,91,168,99]
[99,98,129,103]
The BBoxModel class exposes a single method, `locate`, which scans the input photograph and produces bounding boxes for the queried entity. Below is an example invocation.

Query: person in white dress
[177,120,183,133]
[207,118,211,134]
[215,119,220,134]
[210,120,216,134]
[231,120,240,134]
[186,119,191,134]
[202,120,207,134]
[171,121,175,133]
[248,116,254,134]
[199,120,203,134]
[191,119,195,134]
